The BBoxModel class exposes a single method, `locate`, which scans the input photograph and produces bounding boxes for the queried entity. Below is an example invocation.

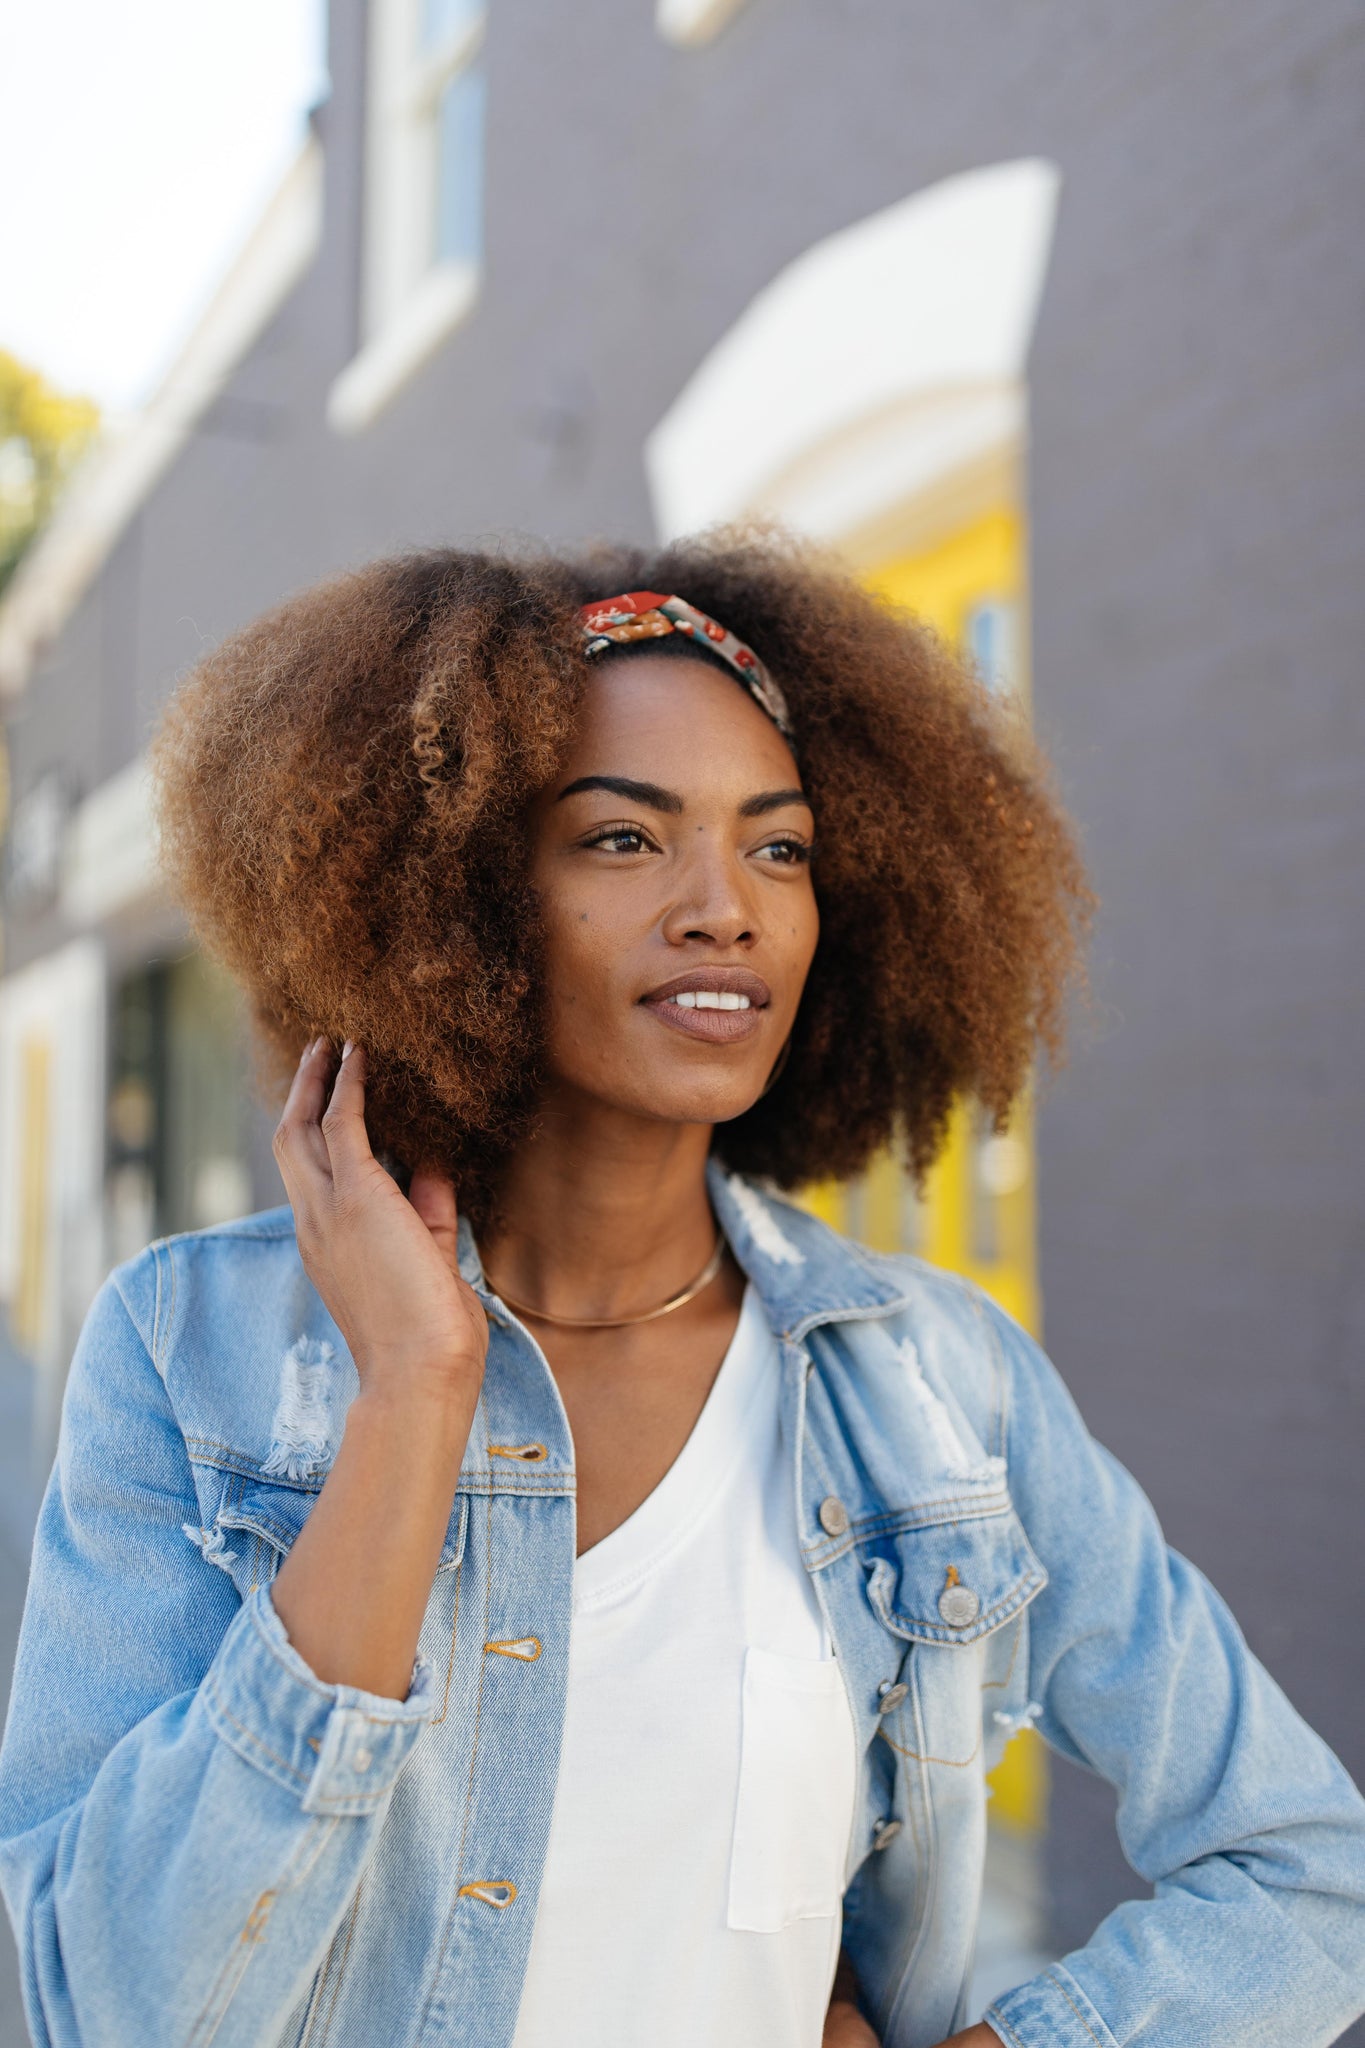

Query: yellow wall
[799,501,1045,1835]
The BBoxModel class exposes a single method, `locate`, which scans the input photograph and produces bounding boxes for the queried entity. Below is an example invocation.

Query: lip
[640,965,772,1045]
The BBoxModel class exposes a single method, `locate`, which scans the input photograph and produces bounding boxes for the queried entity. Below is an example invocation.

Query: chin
[641,1071,767,1126]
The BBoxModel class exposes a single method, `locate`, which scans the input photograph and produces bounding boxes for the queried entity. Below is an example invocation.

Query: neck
[481,1089,718,1322]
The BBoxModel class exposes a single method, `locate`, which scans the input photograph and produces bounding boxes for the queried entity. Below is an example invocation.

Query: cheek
[539,896,622,1029]
[789,887,821,980]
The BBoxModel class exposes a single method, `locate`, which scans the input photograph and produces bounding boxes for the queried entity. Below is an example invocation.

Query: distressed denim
[1,1163,1363,2048]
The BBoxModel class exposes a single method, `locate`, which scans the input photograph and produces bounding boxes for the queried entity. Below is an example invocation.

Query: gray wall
[4,0,1363,2017]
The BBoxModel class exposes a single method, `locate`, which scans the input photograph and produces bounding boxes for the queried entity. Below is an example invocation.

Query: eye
[754,835,814,866]
[582,821,656,855]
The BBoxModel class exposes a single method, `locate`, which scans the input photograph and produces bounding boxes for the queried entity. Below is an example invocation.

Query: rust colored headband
[578,590,794,744]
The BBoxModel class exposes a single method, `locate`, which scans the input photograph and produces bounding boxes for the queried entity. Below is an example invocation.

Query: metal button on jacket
[938,1582,981,1628]
[818,1495,850,1537]
[876,1682,909,1715]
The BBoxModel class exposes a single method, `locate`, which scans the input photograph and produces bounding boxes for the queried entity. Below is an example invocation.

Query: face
[527,654,819,1128]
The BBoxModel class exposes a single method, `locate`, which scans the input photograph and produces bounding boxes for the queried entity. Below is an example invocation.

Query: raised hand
[269,1038,487,1698]
[273,1038,488,1400]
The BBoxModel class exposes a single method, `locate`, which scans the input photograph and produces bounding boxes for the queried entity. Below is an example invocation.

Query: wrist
[348,1373,479,1453]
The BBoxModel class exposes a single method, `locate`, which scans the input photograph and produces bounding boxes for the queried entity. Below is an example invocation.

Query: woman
[1,535,1362,2048]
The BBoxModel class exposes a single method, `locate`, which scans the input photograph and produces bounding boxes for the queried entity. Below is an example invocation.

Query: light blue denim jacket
[2,1164,1364,2048]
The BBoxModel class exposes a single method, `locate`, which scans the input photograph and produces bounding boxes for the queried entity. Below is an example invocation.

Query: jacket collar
[457,1162,912,1342]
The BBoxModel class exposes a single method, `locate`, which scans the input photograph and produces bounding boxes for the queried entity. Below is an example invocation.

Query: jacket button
[938,1583,981,1627]
[818,1496,850,1537]
[872,1819,901,1851]
[876,1682,909,1714]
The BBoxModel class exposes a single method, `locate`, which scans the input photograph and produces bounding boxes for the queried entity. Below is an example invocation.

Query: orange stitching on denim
[185,1818,338,2044]
[484,1636,541,1661]
[242,1892,275,1943]
[204,1675,308,1784]
[877,1723,982,1769]
[454,1485,494,1829]
[488,1441,548,1462]
[315,1887,360,2046]
[187,1922,257,2045]
[458,1880,517,1908]
[417,1425,485,2031]
[980,1615,1023,1693]
[302,1877,363,2048]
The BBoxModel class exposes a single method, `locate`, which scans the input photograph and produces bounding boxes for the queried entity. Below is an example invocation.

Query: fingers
[273,1037,335,1200]
[409,1168,460,1272]
[318,1041,377,1186]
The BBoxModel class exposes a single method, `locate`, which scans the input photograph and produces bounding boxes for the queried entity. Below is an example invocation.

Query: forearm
[272,1376,478,1698]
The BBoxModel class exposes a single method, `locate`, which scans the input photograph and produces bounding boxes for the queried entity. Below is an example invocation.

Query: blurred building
[1,0,1362,2017]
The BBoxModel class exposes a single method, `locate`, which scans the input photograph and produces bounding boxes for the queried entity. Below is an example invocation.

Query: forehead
[566,653,800,786]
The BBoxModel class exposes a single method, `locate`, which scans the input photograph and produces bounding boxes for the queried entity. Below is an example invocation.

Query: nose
[660,836,757,949]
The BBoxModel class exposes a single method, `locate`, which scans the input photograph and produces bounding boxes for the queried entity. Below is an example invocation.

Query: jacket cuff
[985,1965,1119,2048]
[201,1585,436,1815]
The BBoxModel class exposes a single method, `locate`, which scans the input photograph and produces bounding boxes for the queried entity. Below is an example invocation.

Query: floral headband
[578,590,795,744]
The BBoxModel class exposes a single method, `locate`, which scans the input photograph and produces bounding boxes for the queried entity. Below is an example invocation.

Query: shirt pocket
[727,1646,853,1933]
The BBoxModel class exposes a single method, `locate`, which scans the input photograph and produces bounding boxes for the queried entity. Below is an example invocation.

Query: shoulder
[98,1207,351,1484]
[717,1168,994,1337]
[103,1206,299,1362]
[716,1169,1005,1419]
[722,1171,1078,1460]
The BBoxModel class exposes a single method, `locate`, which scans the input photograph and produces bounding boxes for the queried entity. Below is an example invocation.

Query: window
[328,0,487,433]
[106,954,254,1263]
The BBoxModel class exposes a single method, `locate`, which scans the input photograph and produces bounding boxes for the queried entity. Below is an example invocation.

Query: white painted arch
[645,158,1060,543]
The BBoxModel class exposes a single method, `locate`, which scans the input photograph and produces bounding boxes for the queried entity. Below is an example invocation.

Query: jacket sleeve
[977,1299,1365,2048]
[0,1257,437,2048]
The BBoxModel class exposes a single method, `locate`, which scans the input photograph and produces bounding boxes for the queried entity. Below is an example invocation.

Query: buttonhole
[458,1880,518,1908]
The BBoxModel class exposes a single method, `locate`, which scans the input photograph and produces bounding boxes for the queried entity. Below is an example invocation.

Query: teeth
[673,990,751,1010]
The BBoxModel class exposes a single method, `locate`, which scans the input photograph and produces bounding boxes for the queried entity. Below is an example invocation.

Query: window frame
[327,0,487,433]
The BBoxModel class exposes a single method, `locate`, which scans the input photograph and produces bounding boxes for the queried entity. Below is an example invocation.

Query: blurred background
[1,0,1363,2039]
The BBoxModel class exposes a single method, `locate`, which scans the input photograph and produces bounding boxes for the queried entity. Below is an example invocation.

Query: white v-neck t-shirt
[511,1284,860,2048]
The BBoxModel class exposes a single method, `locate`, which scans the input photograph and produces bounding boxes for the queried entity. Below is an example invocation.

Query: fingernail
[341,1039,355,1060]
[311,1035,327,1057]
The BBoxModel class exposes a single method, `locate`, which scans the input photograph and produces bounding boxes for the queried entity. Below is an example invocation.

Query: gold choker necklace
[490,1232,727,1329]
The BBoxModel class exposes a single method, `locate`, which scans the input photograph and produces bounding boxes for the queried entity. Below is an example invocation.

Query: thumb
[408,1167,460,1271]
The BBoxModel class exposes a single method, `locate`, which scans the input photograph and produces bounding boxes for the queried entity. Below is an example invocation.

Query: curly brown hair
[150,527,1092,1226]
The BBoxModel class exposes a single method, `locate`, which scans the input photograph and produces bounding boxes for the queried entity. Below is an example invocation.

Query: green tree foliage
[0,349,100,599]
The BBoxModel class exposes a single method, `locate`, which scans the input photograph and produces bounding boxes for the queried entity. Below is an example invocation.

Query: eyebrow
[738,787,811,818]
[556,775,683,813]
[555,774,812,820]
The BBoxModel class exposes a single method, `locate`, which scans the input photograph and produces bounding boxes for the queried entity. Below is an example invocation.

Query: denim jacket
[2,1163,1363,2048]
